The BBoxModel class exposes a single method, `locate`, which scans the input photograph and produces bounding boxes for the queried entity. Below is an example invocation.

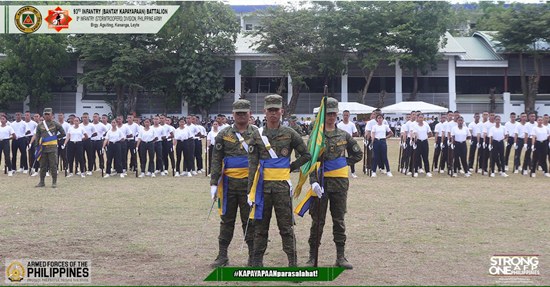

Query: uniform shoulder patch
[249,145,254,153]
[281,147,289,157]
[352,144,361,152]
[215,143,223,150]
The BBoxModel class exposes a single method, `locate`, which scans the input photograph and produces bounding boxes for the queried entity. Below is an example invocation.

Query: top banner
[3,5,180,34]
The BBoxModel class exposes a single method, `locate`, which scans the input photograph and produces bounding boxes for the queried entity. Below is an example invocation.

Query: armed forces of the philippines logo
[6,261,26,282]
[15,6,43,33]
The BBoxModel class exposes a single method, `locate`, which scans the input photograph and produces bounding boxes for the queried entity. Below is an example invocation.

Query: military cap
[264,94,283,109]
[289,115,298,122]
[233,99,251,113]
[326,97,339,113]
[43,108,53,114]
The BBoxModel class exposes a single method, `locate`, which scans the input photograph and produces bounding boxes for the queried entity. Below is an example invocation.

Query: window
[245,24,253,31]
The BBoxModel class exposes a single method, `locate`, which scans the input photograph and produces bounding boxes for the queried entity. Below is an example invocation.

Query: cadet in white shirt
[81,113,97,175]
[480,112,495,174]
[467,113,482,171]
[56,113,72,176]
[370,114,393,177]
[488,115,508,177]
[152,116,167,175]
[451,117,472,177]
[63,117,89,177]
[24,112,38,173]
[337,110,359,178]
[10,112,28,172]
[194,115,206,173]
[504,112,518,171]
[174,118,194,177]
[136,118,156,177]
[102,119,125,178]
[205,121,220,177]
[432,114,447,172]
[529,116,550,177]
[91,113,107,172]
[513,112,528,173]
[521,112,537,175]
[160,115,176,175]
[411,114,433,177]
[0,114,16,176]
[183,115,197,176]
[125,115,140,173]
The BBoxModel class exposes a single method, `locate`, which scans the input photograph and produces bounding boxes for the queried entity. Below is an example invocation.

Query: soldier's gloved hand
[413,143,417,150]
[483,142,487,149]
[514,143,518,150]
[61,144,65,150]
[402,142,407,149]
[364,140,369,147]
[311,182,324,198]
[409,139,414,146]
[451,144,455,150]
[26,144,31,150]
[476,143,481,149]
[488,144,493,151]
[524,143,528,150]
[368,144,373,150]
[288,181,293,197]
[532,146,536,151]
[434,143,438,149]
[210,185,217,200]
[247,196,253,207]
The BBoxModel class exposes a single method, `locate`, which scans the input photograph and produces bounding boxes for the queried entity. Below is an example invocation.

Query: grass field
[0,138,549,285]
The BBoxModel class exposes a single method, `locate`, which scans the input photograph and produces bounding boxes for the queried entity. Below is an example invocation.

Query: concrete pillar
[234,58,241,101]
[448,57,457,111]
[287,73,292,104]
[503,92,511,117]
[395,59,403,103]
[341,72,348,102]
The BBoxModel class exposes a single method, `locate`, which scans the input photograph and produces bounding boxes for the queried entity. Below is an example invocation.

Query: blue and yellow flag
[34,135,57,162]
[293,96,327,199]
[248,157,291,220]
[217,156,249,216]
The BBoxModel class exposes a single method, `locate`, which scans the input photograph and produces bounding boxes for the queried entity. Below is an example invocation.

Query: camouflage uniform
[35,108,66,188]
[210,99,256,267]
[289,116,304,136]
[307,97,362,269]
[248,95,312,267]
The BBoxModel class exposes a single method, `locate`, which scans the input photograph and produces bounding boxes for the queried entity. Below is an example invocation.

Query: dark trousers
[454,142,469,173]
[127,140,137,171]
[414,139,430,173]
[513,138,524,171]
[58,139,68,172]
[308,190,347,248]
[194,139,203,170]
[372,139,390,172]
[531,140,548,173]
[468,138,478,169]
[208,145,214,174]
[218,190,254,245]
[477,138,486,172]
[67,141,85,174]
[183,139,195,172]
[482,138,491,172]
[106,142,123,174]
[162,140,175,171]
[139,141,155,173]
[1,139,12,172]
[154,141,163,172]
[92,140,104,170]
[522,141,533,172]
[11,137,28,170]
[504,137,515,167]
[28,136,38,172]
[439,139,448,170]
[175,141,185,173]
[433,137,442,169]
[82,139,93,172]
[490,140,505,173]
[120,140,128,171]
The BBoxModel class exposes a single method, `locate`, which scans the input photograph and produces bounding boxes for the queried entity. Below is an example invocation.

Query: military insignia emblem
[249,146,254,153]
[15,6,42,34]
[6,261,25,282]
[45,6,73,32]
[353,144,360,152]
[281,147,289,156]
[215,143,222,150]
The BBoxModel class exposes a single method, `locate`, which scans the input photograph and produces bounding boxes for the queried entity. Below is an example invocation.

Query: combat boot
[246,241,254,267]
[35,181,45,188]
[210,243,229,268]
[287,252,297,267]
[335,244,353,269]
[52,176,57,188]
[252,254,263,267]
[304,245,317,267]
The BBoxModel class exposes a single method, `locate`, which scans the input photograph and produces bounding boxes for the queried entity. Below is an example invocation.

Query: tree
[390,1,452,100]
[495,3,549,112]
[251,6,321,116]
[0,34,69,112]
[162,1,239,118]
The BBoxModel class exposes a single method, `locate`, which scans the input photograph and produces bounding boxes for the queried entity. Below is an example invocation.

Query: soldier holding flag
[34,108,66,188]
[302,97,362,269]
[247,94,311,267]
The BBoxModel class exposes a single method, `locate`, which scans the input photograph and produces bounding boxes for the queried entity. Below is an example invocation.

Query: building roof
[453,36,503,61]
[440,32,466,55]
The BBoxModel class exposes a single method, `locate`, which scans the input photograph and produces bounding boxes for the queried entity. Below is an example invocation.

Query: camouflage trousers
[253,191,296,261]
[39,151,58,181]
[308,191,347,247]
[218,189,254,246]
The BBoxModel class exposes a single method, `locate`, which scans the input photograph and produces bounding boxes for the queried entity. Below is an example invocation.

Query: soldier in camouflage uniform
[35,108,66,188]
[247,95,312,267]
[210,99,257,267]
[306,97,362,269]
[288,115,304,136]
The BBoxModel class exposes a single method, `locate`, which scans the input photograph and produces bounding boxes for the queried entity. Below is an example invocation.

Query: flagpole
[314,85,328,268]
